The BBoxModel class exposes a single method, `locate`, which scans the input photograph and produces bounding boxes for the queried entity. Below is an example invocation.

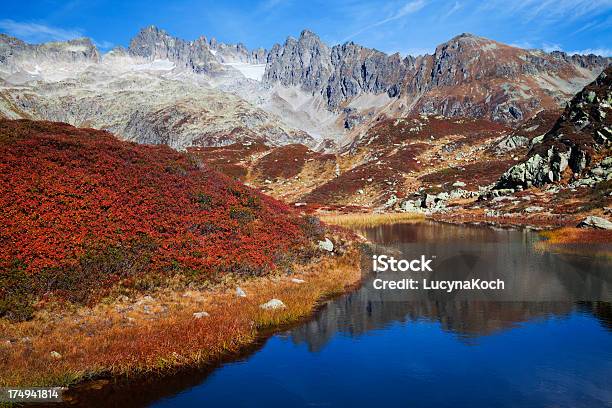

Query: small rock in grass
[260,299,286,310]
[236,287,247,297]
[452,181,466,187]
[318,238,334,252]
[193,311,210,319]
[291,278,305,284]
[50,351,62,359]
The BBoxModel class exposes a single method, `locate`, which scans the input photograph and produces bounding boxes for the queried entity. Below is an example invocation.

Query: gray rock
[399,200,424,213]
[193,311,210,319]
[577,216,612,230]
[50,351,62,359]
[496,135,529,152]
[236,287,247,297]
[291,278,305,284]
[452,181,466,187]
[259,299,286,310]
[318,238,334,252]
[524,206,544,213]
[384,194,398,207]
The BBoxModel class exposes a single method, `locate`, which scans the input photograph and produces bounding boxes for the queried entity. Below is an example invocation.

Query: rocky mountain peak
[0,34,99,73]
[127,26,220,74]
[264,29,332,92]
[299,29,319,39]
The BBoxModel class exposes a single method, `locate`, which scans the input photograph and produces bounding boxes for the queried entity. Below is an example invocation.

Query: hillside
[0,119,323,321]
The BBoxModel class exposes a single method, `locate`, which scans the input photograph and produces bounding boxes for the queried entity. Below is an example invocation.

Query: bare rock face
[496,66,612,189]
[264,31,610,125]
[128,26,221,74]
[326,43,411,108]
[264,30,333,93]
[208,39,267,64]
[0,34,99,77]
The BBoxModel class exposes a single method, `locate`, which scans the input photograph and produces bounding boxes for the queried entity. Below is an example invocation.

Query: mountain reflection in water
[67,221,612,408]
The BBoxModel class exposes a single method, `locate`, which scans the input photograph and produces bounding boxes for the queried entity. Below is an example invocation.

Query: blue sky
[1,0,612,56]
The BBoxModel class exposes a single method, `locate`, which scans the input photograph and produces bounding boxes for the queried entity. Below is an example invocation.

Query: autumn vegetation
[0,119,363,388]
[0,119,331,321]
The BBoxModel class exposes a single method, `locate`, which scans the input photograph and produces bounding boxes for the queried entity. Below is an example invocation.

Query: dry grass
[539,227,612,244]
[0,249,362,389]
[535,227,612,258]
[320,212,425,228]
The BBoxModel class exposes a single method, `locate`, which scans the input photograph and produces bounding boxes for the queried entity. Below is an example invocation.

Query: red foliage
[0,120,311,284]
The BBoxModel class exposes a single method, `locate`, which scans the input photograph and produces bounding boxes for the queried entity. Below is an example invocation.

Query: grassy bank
[0,247,362,389]
[535,227,612,258]
[320,212,424,228]
[539,227,612,244]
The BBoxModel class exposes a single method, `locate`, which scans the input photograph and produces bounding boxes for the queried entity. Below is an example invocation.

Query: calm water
[70,222,612,408]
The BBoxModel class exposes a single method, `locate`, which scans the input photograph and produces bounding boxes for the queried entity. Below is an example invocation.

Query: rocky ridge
[264,31,610,125]
[0,26,610,153]
[496,66,611,190]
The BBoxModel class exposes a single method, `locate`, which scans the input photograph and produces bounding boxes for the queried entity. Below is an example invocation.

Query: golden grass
[539,227,612,244]
[535,227,612,258]
[320,212,425,228]
[0,249,362,389]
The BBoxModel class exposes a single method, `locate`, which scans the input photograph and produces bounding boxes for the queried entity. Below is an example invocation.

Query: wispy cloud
[478,0,612,25]
[0,19,84,43]
[0,19,113,50]
[509,41,534,49]
[441,1,462,20]
[542,42,562,52]
[344,0,427,41]
[258,0,293,13]
[93,40,114,50]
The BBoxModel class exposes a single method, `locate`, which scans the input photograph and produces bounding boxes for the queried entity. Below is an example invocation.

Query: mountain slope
[0,119,321,320]
[497,66,611,189]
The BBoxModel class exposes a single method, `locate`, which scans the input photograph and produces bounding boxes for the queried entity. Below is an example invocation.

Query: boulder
[452,181,466,187]
[318,238,334,252]
[260,299,286,310]
[236,287,247,297]
[577,216,612,230]
[384,194,398,207]
[496,135,529,153]
[50,351,62,359]
[399,200,423,213]
[193,311,210,319]
[524,206,544,213]
[291,278,305,284]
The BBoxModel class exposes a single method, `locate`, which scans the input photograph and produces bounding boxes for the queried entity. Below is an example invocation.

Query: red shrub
[0,120,313,307]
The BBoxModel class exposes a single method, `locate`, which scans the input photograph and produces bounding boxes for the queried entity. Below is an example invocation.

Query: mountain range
[0,26,610,222]
[1,26,609,149]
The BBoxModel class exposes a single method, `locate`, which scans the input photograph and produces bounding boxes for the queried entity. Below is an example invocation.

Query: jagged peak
[300,29,318,37]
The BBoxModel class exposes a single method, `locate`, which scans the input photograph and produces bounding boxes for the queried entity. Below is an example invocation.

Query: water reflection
[65,222,612,408]
[291,222,611,352]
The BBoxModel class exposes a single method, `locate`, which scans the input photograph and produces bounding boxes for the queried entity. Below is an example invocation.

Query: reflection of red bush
[0,120,309,280]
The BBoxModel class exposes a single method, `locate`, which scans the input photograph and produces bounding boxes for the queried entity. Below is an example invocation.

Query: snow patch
[222,62,265,81]
[133,59,175,71]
